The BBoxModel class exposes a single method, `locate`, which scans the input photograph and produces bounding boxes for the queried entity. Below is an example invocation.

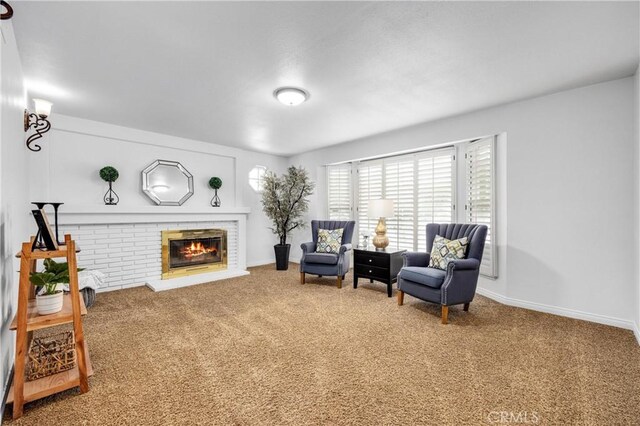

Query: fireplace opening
[162,229,227,279]
[169,237,222,269]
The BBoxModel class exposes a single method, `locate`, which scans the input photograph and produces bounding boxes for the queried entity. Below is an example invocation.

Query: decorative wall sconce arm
[24,99,53,152]
[1,1,13,20]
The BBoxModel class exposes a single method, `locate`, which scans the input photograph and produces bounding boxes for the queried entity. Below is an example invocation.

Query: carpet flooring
[4,264,640,425]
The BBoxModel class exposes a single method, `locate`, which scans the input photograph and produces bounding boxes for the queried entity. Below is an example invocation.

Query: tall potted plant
[261,166,314,270]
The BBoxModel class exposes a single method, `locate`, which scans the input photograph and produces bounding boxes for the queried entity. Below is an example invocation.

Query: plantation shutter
[384,155,415,251]
[357,161,383,241]
[327,164,352,220]
[465,137,497,278]
[416,148,456,252]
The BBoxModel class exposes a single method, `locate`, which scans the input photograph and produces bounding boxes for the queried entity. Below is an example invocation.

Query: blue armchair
[397,223,487,324]
[300,220,356,288]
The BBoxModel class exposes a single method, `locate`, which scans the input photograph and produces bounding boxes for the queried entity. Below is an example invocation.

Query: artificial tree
[261,166,314,270]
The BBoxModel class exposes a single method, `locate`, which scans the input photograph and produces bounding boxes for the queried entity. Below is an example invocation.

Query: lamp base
[372,217,389,251]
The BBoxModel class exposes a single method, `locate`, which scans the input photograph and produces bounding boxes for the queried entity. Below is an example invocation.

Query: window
[416,149,456,251]
[384,155,415,252]
[353,148,455,252]
[248,166,267,192]
[327,164,352,220]
[356,161,383,242]
[326,137,497,278]
[465,136,497,278]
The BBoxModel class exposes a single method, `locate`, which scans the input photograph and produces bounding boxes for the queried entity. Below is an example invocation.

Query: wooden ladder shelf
[7,234,92,419]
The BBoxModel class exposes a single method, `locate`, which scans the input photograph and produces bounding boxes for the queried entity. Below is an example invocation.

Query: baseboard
[1,366,14,425]
[633,321,640,346]
[476,287,637,333]
[247,259,276,268]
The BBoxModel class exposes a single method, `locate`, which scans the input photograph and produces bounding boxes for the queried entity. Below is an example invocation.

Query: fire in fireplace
[161,229,227,279]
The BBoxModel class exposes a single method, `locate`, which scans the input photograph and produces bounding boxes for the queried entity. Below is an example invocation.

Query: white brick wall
[59,221,239,292]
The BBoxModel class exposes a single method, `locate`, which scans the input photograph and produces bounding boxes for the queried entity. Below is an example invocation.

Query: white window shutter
[327,164,352,221]
[357,161,383,241]
[384,156,415,251]
[465,137,497,278]
[416,148,456,252]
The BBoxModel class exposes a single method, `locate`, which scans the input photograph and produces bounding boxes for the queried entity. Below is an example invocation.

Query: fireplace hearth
[162,229,227,279]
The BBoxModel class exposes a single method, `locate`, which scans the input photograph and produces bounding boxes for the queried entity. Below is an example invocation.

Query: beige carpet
[4,264,640,425]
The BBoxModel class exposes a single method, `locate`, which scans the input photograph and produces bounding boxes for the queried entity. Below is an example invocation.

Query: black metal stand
[210,189,221,207]
[103,182,119,205]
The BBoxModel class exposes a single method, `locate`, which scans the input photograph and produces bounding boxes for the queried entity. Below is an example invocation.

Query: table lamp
[368,199,395,251]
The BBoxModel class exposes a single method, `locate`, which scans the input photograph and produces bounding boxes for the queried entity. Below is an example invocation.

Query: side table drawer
[355,264,388,281]
[354,252,388,268]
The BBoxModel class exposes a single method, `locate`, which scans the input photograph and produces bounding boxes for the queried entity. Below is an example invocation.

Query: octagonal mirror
[142,160,194,206]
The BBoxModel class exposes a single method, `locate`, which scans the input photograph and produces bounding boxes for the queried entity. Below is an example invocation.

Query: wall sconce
[1,1,14,20]
[24,98,53,152]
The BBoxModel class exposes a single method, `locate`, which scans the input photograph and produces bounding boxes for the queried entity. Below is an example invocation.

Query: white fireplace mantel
[43,205,250,225]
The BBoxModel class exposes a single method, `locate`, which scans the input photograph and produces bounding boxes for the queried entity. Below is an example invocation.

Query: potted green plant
[261,166,314,270]
[209,176,222,207]
[100,166,120,205]
[30,259,84,315]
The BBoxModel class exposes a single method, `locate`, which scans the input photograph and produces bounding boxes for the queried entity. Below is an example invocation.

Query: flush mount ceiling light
[274,87,309,106]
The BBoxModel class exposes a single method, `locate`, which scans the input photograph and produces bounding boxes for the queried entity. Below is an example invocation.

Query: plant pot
[36,291,64,315]
[274,244,291,271]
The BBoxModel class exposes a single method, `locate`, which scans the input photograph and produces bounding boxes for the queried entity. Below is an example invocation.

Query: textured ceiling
[11,1,640,156]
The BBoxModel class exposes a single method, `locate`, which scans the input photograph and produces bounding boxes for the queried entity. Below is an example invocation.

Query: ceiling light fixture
[274,87,309,106]
[24,98,53,152]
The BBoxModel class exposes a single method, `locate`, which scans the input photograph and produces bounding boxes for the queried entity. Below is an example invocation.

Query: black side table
[353,248,406,297]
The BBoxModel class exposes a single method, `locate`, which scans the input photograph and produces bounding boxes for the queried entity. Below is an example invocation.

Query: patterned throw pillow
[428,235,469,270]
[316,228,344,254]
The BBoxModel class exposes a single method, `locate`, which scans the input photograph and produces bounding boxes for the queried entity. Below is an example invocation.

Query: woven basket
[26,331,76,381]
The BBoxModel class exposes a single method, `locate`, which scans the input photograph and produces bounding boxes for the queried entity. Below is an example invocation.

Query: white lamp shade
[33,98,53,117]
[368,199,395,219]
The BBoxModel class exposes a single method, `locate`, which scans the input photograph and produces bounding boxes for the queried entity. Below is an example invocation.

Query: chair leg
[463,302,470,312]
[337,275,342,289]
[441,306,449,325]
[397,290,404,306]
[300,272,305,285]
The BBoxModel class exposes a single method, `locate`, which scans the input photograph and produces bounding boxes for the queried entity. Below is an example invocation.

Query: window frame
[463,136,498,279]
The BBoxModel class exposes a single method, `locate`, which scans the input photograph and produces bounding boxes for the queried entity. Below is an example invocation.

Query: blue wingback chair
[300,220,356,288]
[397,223,487,324]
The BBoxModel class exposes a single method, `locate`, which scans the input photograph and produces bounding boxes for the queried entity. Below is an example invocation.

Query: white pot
[36,291,64,315]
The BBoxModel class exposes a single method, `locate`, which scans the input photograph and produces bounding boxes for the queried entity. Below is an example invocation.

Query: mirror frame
[141,160,194,206]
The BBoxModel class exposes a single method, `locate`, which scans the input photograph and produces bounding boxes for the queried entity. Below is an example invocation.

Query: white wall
[27,115,288,267]
[634,66,640,342]
[0,21,29,410]
[290,77,636,330]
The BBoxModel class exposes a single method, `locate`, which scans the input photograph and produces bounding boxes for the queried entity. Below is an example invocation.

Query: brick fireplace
[53,207,250,292]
